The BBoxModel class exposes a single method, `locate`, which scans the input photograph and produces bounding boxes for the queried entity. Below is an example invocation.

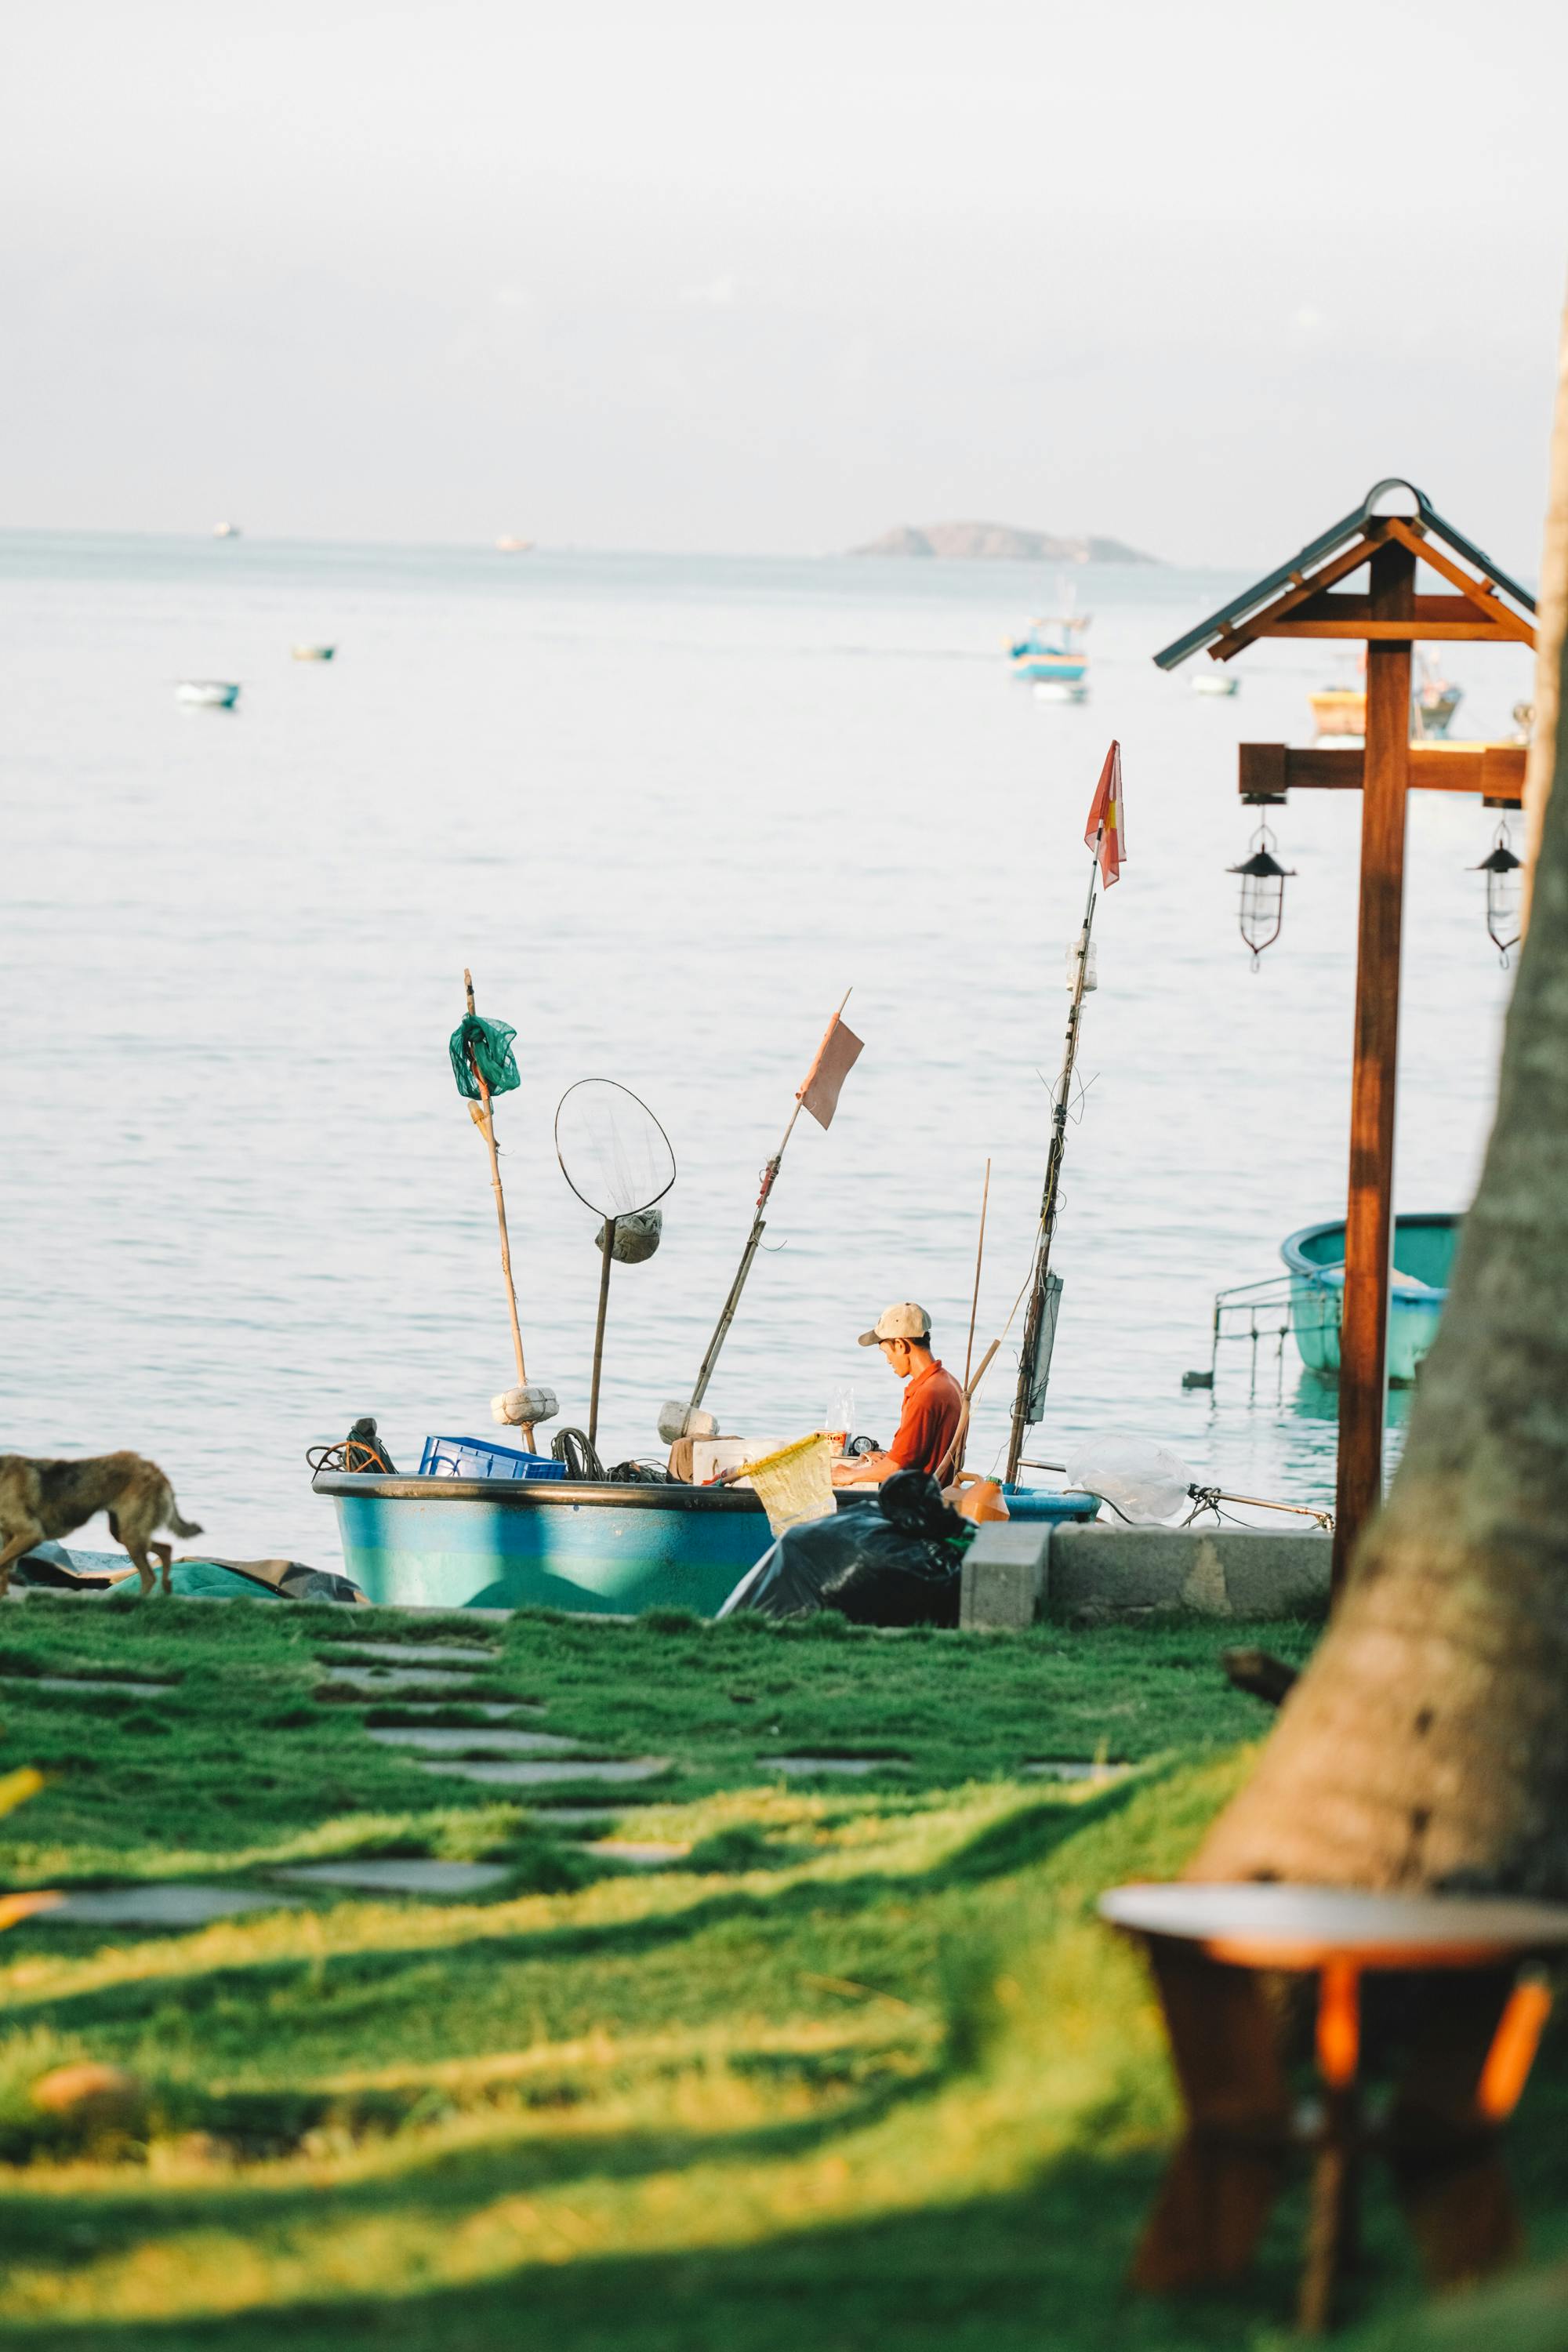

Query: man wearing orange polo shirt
[829,1302,964,1487]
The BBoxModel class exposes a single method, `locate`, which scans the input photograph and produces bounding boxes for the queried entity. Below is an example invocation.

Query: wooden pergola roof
[1152,478,1536,671]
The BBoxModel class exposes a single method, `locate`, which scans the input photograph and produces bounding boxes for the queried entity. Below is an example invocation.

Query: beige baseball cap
[858,1301,931,1347]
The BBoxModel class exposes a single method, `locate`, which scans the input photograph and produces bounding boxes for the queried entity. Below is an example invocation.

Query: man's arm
[830,1449,899,1487]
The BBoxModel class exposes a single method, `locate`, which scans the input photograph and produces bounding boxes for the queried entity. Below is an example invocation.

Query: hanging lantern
[1474,822,1523,965]
[1229,823,1294,964]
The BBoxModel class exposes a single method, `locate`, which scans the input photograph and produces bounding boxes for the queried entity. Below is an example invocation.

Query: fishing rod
[1004,853,1101,1486]
[683,990,861,1423]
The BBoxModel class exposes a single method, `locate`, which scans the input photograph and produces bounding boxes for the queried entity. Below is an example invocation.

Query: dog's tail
[164,1494,203,1540]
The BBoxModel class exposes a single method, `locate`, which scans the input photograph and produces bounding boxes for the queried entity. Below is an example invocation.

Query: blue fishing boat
[310,1465,1098,1615]
[312,1468,774,1614]
[1008,611,1090,695]
[1282,1212,1460,1385]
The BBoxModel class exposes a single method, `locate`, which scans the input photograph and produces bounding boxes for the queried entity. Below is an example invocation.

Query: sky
[2,0,1565,565]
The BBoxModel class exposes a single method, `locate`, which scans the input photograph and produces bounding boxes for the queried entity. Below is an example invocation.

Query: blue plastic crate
[419,1435,567,1483]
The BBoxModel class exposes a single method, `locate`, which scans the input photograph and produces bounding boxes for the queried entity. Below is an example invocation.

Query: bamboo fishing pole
[953,1158,991,1475]
[686,989,853,1419]
[462,968,535,1453]
[1004,851,1101,1486]
[936,1337,1001,1486]
[588,1217,616,1454]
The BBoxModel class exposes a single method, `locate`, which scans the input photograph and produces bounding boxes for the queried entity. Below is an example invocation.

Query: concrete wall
[960,1520,1330,1631]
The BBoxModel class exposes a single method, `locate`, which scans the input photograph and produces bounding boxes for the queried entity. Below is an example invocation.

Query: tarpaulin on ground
[15,1545,365,1604]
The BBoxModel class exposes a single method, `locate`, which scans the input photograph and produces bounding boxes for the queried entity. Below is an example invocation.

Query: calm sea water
[0,533,1533,1569]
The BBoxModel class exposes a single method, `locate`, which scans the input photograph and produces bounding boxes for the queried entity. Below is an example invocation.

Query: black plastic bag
[719,1470,970,1627]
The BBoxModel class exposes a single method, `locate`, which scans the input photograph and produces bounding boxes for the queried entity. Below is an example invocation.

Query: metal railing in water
[1184,1272,1338,1399]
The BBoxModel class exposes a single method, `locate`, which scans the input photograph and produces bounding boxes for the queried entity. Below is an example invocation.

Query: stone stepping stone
[316,1666,495,1693]
[758,1754,902,1776]
[357,1701,528,1720]
[2,1675,176,1697]
[593,1841,690,1867]
[270,1860,510,1895]
[526,1806,634,1827]
[417,1758,668,1788]
[319,1642,496,1669]
[365,1727,580,1755]
[1021,1759,1131,1783]
[45,1885,303,1926]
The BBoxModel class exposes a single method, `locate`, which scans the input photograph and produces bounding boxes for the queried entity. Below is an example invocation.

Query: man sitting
[830,1301,964,1486]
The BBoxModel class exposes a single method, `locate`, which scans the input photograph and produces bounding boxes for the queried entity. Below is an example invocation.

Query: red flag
[1084,741,1125,887]
[797,1011,864,1131]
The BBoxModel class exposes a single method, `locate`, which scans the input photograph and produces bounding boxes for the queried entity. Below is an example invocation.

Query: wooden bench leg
[1131,1940,1291,2292]
[1385,1969,1526,2288]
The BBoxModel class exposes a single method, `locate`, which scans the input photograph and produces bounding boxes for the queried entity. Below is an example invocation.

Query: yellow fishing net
[742,1433,837,1537]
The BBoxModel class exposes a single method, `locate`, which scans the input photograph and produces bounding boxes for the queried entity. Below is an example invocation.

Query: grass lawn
[0,1598,1559,2350]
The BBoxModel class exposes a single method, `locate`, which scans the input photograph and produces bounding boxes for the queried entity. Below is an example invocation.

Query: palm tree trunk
[1525,294,1568,917]
[1192,304,1568,1895]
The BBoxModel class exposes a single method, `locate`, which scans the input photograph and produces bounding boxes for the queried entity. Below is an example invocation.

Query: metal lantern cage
[1474,822,1523,965]
[1229,824,1294,964]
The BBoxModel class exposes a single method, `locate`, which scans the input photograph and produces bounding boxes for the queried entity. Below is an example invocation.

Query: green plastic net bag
[449,1013,521,1102]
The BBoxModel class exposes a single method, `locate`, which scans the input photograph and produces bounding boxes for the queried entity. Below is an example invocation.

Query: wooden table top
[1099,1882,1568,1971]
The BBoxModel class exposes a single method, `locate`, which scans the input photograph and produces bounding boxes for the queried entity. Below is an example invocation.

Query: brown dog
[0,1453,202,1598]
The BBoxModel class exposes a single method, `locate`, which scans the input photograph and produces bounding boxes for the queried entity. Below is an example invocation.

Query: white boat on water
[291,644,336,662]
[1192,670,1240,698]
[176,680,241,709]
[212,521,241,539]
[495,535,534,554]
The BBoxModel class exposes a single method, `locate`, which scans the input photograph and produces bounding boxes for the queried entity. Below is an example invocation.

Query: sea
[0,532,1534,1570]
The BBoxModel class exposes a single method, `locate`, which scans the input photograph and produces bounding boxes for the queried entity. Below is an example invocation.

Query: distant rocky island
[849,520,1160,564]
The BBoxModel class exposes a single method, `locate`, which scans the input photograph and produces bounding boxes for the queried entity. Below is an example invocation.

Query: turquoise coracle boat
[311,1469,1098,1614]
[1282,1212,1460,1385]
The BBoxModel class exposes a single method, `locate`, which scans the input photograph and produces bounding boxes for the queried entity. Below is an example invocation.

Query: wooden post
[588,1216,616,1455]
[1333,542,1414,1592]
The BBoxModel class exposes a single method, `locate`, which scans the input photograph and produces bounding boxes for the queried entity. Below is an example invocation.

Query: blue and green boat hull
[313,1472,1098,1614]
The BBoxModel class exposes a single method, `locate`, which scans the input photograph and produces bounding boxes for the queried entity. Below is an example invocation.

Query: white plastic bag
[1064,1433,1196,1526]
[1065,938,1098,993]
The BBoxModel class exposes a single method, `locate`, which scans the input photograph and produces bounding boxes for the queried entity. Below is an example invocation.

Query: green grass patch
[0,1599,1557,2350]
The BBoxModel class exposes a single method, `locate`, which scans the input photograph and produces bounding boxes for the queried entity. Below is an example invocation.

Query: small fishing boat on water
[1309,652,1463,742]
[1191,670,1240,698]
[176,680,241,709]
[212,521,241,539]
[1412,653,1462,739]
[1201,1212,1458,1395]
[1308,684,1365,739]
[291,644,336,662]
[1284,1211,1457,1385]
[1009,609,1090,699]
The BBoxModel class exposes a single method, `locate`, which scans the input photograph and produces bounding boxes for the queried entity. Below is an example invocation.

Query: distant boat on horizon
[1009,593,1091,699]
[212,521,242,539]
[176,680,241,709]
[495,535,535,554]
[1192,670,1240,698]
[291,644,336,662]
